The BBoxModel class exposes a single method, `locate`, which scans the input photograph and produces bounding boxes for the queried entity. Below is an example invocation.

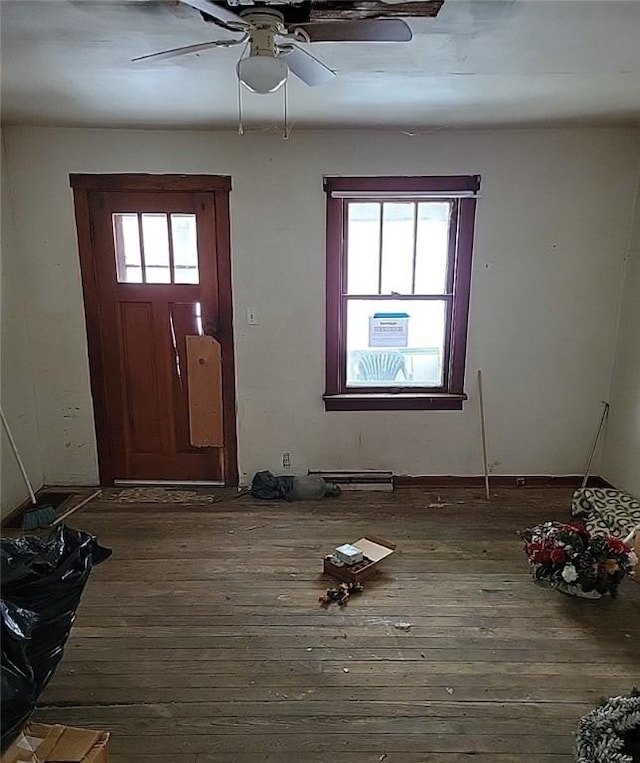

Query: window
[324,176,479,411]
[113,212,200,284]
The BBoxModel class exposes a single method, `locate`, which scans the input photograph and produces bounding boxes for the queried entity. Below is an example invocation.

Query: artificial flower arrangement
[523,521,638,597]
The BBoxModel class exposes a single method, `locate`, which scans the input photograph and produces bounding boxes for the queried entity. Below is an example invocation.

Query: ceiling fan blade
[178,0,245,26]
[133,37,245,63]
[295,19,412,43]
[280,45,336,87]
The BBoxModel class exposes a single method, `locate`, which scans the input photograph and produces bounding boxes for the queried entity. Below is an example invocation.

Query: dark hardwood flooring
[33,488,640,762]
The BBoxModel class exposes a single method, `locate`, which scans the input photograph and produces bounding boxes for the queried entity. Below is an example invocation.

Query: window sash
[343,198,457,297]
[340,296,453,393]
[325,178,477,403]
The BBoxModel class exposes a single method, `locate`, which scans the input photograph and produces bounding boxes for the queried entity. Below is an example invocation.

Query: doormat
[102,487,223,505]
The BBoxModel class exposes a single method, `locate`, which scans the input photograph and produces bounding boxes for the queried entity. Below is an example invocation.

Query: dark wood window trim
[70,174,232,192]
[324,175,479,412]
[70,173,238,485]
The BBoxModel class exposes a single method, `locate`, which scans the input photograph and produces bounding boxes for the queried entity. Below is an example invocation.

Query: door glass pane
[414,202,451,294]
[346,299,446,388]
[380,203,416,295]
[113,213,143,283]
[142,214,171,284]
[347,203,381,295]
[171,214,199,284]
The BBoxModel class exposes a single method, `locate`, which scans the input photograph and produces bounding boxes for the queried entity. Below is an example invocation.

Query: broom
[1,406,56,529]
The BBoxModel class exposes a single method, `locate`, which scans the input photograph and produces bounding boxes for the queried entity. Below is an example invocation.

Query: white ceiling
[2,0,640,130]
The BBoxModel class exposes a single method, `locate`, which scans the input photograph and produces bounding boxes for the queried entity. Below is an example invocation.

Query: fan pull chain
[237,75,245,135]
[283,78,290,140]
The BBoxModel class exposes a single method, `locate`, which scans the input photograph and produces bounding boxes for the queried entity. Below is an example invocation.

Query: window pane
[414,202,450,294]
[380,203,415,295]
[171,214,199,284]
[141,214,170,284]
[346,203,380,294]
[125,266,143,282]
[113,213,142,283]
[346,299,446,388]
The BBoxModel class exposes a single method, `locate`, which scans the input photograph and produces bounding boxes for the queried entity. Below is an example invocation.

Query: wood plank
[39,685,622,706]
[34,700,594,720]
[186,335,223,447]
[77,731,575,755]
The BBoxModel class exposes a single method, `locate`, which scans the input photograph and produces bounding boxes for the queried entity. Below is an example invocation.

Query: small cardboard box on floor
[323,536,396,583]
[1,724,109,763]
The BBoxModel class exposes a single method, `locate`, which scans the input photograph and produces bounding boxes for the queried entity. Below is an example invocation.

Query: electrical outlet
[282,452,291,468]
[246,308,258,325]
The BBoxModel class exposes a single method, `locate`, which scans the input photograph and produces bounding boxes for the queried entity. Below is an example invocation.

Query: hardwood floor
[34,488,640,762]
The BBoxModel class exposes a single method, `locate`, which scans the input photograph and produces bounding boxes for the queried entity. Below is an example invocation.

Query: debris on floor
[394,621,412,631]
[319,581,364,607]
[575,688,640,763]
[104,487,222,504]
[1,526,111,750]
[323,536,396,583]
[572,486,640,540]
[1,722,110,763]
[522,520,637,598]
[250,471,341,501]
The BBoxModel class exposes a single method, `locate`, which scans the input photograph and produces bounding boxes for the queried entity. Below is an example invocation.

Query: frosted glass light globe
[237,55,288,94]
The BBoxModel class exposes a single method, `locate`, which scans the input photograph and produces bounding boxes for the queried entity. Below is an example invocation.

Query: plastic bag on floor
[0,524,111,751]
[1,601,39,751]
[250,470,295,500]
[250,471,341,501]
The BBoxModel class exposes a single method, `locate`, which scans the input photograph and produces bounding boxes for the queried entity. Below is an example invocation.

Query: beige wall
[1,134,43,515]
[3,126,640,487]
[603,163,640,497]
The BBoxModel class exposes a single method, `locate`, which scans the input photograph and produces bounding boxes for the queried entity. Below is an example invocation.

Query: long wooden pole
[477,370,491,501]
[52,489,102,526]
[581,401,609,488]
[1,406,37,505]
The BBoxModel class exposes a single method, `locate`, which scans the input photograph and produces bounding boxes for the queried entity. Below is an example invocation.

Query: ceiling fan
[133,0,419,94]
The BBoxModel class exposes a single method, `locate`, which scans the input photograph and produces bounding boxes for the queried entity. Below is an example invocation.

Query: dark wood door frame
[70,173,239,486]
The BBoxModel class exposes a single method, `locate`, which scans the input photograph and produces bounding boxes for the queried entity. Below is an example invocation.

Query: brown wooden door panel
[119,301,166,455]
[73,178,236,485]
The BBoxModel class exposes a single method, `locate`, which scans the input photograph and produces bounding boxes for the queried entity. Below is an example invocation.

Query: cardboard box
[323,536,396,583]
[1,724,109,763]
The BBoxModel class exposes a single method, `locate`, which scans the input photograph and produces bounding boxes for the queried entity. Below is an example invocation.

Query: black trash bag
[1,601,39,751]
[1,524,111,751]
[250,470,295,500]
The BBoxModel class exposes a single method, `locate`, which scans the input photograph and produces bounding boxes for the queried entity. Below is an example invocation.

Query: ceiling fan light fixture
[237,54,288,94]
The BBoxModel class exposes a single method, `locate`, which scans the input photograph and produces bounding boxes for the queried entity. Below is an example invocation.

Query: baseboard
[1,485,99,529]
[393,475,615,489]
[1,496,33,529]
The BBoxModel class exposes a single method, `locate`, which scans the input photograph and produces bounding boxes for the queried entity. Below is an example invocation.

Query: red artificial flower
[550,548,566,564]
[605,537,629,555]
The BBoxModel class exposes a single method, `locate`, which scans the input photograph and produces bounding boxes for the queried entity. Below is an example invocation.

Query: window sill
[323,393,467,411]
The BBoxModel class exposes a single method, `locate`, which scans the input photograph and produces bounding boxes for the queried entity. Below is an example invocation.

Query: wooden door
[71,175,237,485]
